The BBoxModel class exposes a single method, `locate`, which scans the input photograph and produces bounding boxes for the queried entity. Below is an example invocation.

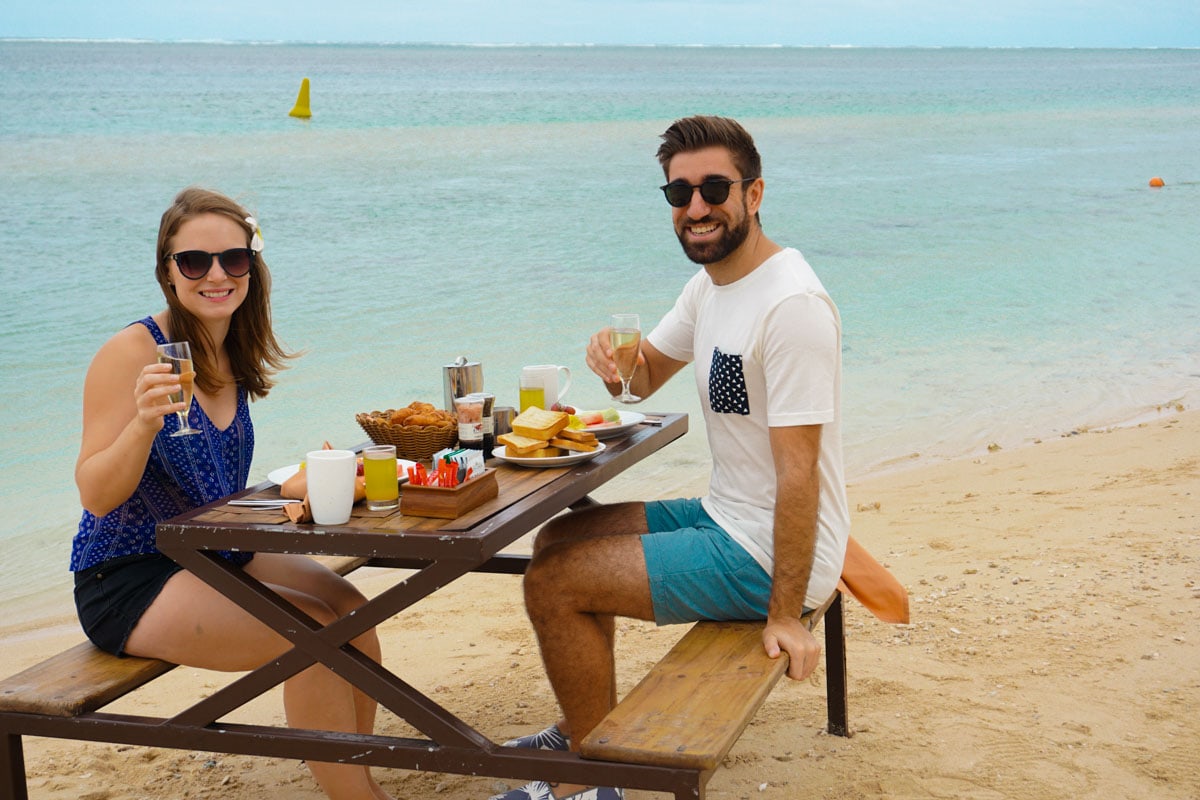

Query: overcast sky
[3,1,1197,48]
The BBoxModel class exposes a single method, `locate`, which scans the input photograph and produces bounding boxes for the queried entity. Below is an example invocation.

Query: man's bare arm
[762,423,824,680]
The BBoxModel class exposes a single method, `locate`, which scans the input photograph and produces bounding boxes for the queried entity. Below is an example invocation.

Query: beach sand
[3,411,1197,800]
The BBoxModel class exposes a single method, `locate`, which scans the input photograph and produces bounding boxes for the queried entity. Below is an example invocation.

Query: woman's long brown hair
[154,187,294,400]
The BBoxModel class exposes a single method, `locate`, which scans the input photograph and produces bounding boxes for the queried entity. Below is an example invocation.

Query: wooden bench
[2,561,854,800]
[0,640,176,718]
[0,555,368,718]
[580,591,848,772]
[0,555,368,799]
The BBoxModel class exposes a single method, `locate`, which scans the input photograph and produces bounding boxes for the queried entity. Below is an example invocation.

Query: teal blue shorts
[641,498,773,625]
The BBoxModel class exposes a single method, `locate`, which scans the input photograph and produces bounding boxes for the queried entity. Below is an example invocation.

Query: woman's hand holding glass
[155,341,201,435]
[134,362,190,434]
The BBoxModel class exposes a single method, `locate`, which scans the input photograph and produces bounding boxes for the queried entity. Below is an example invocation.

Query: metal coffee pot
[442,356,484,412]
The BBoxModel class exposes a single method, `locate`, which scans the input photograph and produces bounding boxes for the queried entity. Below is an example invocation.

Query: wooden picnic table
[148,411,702,797]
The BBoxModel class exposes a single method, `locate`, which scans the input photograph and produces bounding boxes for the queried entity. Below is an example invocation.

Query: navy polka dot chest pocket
[708,347,750,415]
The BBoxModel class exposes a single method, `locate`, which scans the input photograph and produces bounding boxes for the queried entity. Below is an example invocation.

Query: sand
[3,410,1197,800]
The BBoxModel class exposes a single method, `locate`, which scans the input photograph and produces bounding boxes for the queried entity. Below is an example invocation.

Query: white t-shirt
[647,247,850,609]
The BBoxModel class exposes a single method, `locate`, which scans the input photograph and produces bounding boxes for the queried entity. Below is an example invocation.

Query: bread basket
[356,411,458,461]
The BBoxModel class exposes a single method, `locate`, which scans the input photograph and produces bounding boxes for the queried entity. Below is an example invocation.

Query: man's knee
[532,515,569,555]
[523,541,597,625]
[523,548,563,610]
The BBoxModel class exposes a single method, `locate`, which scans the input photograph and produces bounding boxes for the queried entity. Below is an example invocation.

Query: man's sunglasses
[660,177,755,208]
[170,248,256,280]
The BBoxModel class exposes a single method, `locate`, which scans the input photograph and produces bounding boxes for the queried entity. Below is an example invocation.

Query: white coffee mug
[305,449,357,525]
[521,364,572,407]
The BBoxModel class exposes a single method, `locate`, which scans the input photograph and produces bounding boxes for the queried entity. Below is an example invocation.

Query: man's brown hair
[656,115,763,181]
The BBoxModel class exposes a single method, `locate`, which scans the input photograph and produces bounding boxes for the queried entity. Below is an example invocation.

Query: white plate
[267,464,302,485]
[492,442,606,468]
[572,410,646,440]
[267,459,417,486]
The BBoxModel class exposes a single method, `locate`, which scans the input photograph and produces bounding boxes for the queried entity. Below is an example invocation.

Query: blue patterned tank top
[70,317,255,572]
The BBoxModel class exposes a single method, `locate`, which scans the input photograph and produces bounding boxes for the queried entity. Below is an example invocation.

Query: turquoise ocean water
[2,42,1198,622]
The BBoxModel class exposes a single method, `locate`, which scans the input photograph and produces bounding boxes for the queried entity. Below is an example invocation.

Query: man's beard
[676,209,752,265]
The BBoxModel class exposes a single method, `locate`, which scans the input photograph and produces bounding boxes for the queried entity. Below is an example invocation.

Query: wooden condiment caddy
[399,468,498,519]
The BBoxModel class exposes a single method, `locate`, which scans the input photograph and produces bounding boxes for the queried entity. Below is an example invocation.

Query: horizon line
[2,37,1196,50]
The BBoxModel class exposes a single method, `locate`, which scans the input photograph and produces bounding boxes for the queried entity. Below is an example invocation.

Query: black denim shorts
[74,553,183,657]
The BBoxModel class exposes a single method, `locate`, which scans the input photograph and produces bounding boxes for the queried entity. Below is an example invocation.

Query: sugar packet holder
[432,447,486,476]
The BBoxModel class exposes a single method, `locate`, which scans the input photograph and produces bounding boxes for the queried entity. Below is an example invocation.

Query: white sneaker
[487,781,623,800]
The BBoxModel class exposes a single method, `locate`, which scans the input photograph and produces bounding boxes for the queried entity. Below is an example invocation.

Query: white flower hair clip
[246,216,265,251]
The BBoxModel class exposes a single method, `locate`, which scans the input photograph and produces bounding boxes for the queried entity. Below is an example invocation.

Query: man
[491,115,851,800]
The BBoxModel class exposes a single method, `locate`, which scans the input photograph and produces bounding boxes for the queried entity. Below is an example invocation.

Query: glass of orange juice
[519,370,547,413]
[362,445,399,511]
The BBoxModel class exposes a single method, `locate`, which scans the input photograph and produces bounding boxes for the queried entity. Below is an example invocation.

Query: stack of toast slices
[497,407,600,458]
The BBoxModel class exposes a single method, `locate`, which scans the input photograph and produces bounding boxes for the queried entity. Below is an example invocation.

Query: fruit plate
[267,460,417,486]
[492,442,606,468]
[573,410,646,440]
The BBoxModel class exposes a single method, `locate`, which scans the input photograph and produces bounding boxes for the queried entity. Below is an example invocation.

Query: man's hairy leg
[530,502,652,717]
[524,507,655,744]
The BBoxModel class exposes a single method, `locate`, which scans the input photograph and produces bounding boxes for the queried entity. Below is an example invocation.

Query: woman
[72,187,394,800]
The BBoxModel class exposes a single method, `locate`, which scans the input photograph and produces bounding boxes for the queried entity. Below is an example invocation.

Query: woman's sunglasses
[660,177,755,208]
[170,248,256,280]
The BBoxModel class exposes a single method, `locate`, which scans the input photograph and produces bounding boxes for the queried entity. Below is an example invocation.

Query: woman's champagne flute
[610,313,642,404]
[155,341,201,436]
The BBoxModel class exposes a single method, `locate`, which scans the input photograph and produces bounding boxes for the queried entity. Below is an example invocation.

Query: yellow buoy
[288,78,312,119]
[1148,176,1165,188]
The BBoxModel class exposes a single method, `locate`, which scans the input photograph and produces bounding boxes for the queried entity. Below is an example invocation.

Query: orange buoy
[1149,176,1165,187]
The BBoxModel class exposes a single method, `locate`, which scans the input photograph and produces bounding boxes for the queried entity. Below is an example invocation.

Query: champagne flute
[155,341,201,436]
[609,313,642,404]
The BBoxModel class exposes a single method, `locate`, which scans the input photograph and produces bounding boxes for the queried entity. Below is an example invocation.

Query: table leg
[164,548,493,749]
[0,727,27,800]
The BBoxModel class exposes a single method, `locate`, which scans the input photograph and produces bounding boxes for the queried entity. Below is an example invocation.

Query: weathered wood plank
[580,593,839,770]
[0,554,367,717]
[580,621,787,770]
